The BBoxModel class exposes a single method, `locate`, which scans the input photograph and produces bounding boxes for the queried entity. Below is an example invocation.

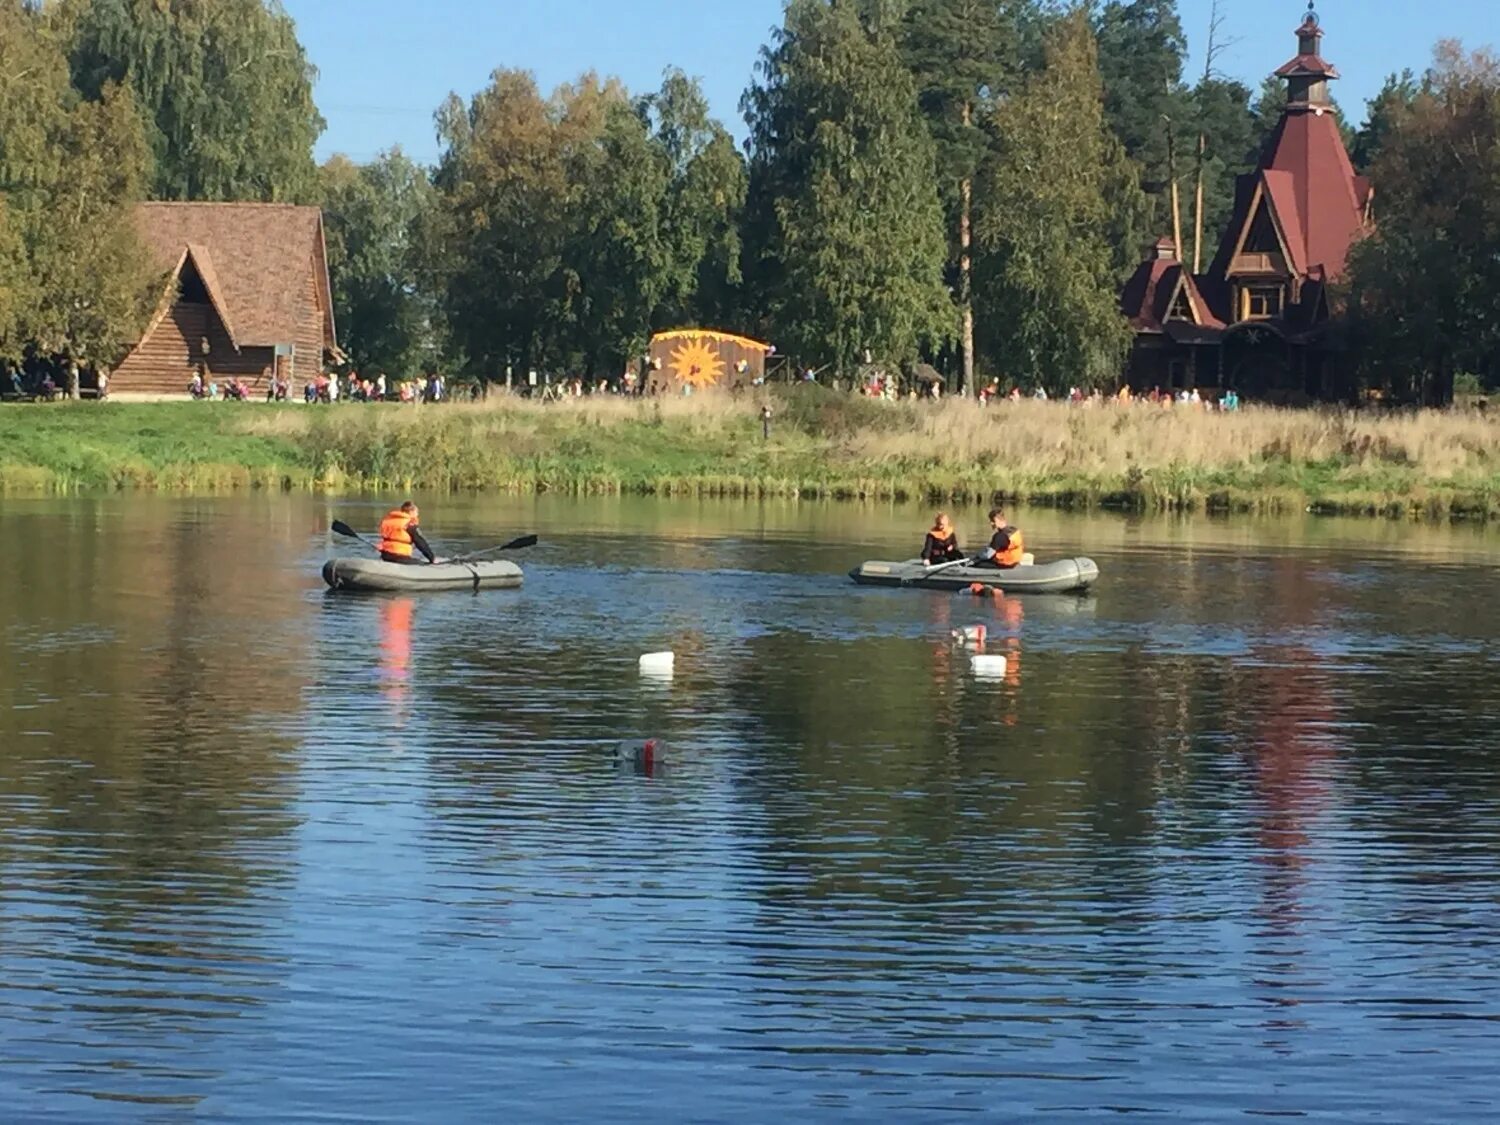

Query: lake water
[2,494,1499,1122]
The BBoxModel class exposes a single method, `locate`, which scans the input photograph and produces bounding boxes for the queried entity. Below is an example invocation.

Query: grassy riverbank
[2,391,1498,519]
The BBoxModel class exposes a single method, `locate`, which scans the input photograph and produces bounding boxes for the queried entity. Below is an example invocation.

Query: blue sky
[281,0,1495,167]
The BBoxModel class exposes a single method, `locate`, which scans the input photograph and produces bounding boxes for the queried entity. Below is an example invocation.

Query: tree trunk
[957,95,978,399]
[66,357,80,401]
[1166,121,1183,260]
[960,173,975,399]
[1193,133,1206,274]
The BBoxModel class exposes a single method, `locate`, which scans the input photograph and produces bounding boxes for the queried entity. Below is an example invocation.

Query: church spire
[1275,3,1340,110]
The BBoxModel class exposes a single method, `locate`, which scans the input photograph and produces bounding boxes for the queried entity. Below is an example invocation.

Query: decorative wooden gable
[1164,275,1199,324]
[1228,183,1294,280]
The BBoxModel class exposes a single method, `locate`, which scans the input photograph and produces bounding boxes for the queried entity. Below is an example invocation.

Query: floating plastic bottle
[615,738,665,768]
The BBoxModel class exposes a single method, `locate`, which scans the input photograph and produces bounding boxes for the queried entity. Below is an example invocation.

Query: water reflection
[379,597,415,713]
[1,494,1498,1120]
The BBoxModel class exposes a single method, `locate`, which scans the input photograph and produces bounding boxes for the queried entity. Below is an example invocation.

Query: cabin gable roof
[133,202,337,351]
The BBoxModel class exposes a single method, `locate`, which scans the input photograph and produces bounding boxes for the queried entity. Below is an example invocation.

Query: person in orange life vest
[921,512,964,566]
[974,506,1024,569]
[378,501,438,565]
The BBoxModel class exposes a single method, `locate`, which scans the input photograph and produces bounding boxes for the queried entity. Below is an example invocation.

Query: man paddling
[974,506,1024,570]
[378,501,438,565]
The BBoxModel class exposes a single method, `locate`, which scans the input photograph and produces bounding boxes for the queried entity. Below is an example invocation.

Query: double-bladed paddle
[903,556,973,586]
[330,520,538,565]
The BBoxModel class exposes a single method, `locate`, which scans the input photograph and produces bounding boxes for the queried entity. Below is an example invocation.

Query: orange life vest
[994,526,1025,568]
[379,509,416,557]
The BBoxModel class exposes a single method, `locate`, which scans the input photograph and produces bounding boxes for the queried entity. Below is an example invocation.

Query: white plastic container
[951,624,988,646]
[970,654,1009,679]
[638,651,675,675]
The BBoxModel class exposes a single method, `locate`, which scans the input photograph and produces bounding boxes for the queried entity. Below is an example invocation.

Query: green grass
[2,392,1499,521]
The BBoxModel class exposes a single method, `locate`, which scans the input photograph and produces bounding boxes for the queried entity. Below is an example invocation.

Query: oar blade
[331,520,360,539]
[502,534,538,551]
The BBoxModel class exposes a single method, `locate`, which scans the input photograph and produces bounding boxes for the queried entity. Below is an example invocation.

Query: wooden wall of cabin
[291,265,329,386]
[646,335,767,393]
[111,261,330,396]
[113,303,271,395]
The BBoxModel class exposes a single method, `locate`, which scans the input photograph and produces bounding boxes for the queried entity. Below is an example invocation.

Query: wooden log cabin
[112,203,338,397]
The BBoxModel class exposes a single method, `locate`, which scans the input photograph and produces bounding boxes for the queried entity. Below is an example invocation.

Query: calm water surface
[2,495,1499,1122]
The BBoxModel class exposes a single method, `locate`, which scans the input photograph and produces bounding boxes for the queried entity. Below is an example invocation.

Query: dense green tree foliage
[974,10,1142,391]
[1352,70,1423,171]
[0,3,157,381]
[742,0,951,376]
[320,149,443,379]
[639,69,747,332]
[1346,44,1500,403]
[1095,1,1188,204]
[0,0,1489,401]
[59,0,324,202]
[899,0,1028,394]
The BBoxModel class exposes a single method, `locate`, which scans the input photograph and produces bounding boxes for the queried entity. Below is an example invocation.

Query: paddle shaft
[905,556,973,585]
[331,519,380,555]
[449,534,538,563]
[333,521,537,564]
[330,518,435,564]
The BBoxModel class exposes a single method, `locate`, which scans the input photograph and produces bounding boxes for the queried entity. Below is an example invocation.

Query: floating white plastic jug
[970,654,1009,678]
[952,624,988,646]
[639,651,675,675]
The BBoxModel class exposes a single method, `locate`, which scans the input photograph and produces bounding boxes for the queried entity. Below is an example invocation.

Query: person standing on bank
[378,501,437,565]
[975,507,1024,570]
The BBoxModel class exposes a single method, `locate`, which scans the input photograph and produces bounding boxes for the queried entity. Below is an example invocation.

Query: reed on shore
[2,389,1497,519]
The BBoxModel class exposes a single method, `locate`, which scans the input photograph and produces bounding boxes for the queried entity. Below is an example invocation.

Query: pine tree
[742,0,952,376]
[1094,0,1190,227]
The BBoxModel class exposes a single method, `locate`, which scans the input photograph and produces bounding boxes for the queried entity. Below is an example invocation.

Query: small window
[1245,286,1284,320]
[1168,287,1195,322]
[1244,201,1280,254]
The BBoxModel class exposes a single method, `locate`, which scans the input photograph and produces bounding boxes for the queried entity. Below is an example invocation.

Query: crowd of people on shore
[849,372,1243,410]
[184,369,453,404]
[974,382,1242,411]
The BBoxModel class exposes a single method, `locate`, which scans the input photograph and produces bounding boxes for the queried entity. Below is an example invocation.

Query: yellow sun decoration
[668,337,726,389]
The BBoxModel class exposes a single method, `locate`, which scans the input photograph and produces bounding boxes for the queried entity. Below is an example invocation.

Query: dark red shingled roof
[1258,106,1367,280]
[1275,53,1339,79]
[1120,258,1224,333]
[134,203,337,349]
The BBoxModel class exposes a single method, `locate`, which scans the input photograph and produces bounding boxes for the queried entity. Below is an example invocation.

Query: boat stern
[848,561,903,586]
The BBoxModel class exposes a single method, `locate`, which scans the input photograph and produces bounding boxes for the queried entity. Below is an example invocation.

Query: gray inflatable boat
[322,557,523,592]
[849,557,1098,594]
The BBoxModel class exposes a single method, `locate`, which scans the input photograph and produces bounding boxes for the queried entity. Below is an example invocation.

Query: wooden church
[1120,5,1373,402]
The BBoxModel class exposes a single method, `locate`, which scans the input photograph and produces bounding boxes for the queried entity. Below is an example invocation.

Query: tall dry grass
[5,393,1497,517]
[842,399,1497,480]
